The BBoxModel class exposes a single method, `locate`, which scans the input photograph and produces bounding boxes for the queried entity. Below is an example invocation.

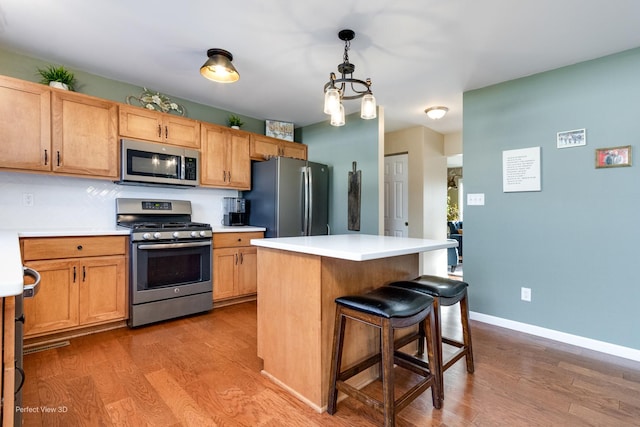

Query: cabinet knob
[77,245,83,250]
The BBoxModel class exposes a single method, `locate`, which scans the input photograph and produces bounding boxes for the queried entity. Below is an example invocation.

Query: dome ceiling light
[425,106,449,120]
[200,48,240,83]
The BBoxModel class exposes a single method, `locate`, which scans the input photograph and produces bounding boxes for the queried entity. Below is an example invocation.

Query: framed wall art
[557,128,586,149]
[595,145,632,168]
[265,120,294,141]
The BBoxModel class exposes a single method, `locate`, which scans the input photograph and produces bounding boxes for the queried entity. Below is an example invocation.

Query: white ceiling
[1,0,639,135]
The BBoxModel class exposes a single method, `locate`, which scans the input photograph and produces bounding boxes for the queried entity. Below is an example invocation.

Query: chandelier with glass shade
[323,29,376,126]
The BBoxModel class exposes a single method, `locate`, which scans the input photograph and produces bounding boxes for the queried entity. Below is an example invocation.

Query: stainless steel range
[116,198,213,327]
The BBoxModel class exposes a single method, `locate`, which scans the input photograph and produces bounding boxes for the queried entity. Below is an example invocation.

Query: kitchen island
[251,234,456,412]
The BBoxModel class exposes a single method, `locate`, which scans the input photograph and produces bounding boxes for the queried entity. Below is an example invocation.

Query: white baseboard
[470,311,640,363]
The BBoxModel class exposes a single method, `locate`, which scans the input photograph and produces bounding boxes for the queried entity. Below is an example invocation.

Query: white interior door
[384,154,409,237]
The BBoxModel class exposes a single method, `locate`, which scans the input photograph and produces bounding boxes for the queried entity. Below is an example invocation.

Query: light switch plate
[467,193,485,206]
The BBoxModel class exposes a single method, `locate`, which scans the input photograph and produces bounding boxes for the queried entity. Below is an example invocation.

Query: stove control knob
[199,231,207,237]
[173,232,180,238]
[153,232,162,239]
[190,231,198,237]
[143,233,151,240]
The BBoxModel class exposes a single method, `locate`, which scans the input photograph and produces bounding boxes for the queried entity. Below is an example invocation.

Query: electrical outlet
[22,193,34,207]
[521,287,531,302]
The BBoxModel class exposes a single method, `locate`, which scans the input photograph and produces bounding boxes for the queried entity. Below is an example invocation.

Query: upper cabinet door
[119,105,164,142]
[227,131,251,189]
[281,140,308,160]
[200,123,229,187]
[0,76,51,171]
[250,135,281,160]
[164,115,201,149]
[119,105,200,148]
[52,90,119,178]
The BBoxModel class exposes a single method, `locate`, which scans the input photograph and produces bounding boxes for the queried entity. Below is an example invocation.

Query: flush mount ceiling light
[323,29,376,127]
[425,106,449,120]
[200,48,240,83]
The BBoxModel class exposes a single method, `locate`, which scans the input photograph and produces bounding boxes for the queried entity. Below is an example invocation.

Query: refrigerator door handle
[307,166,314,236]
[302,167,310,235]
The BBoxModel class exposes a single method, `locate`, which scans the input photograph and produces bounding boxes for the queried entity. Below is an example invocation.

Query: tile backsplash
[0,172,237,230]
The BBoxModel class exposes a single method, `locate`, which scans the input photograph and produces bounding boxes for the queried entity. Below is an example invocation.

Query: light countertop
[250,234,457,261]
[0,231,25,297]
[212,226,266,233]
[17,228,131,237]
[14,226,265,237]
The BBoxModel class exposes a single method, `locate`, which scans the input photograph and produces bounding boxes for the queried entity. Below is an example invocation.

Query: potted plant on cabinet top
[228,114,244,130]
[37,65,76,91]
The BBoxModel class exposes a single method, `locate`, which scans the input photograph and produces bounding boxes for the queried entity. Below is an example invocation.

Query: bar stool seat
[389,275,474,401]
[327,286,442,427]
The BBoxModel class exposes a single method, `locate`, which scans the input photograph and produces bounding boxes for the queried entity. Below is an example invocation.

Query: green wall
[463,47,640,349]
[0,48,263,133]
[299,112,380,234]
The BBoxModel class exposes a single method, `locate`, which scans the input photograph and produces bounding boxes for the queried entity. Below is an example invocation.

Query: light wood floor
[21,301,640,426]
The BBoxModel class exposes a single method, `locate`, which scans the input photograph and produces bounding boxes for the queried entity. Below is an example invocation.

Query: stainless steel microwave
[118,139,199,187]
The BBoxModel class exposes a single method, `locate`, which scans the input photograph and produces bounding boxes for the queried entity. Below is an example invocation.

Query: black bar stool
[389,275,474,400]
[327,286,442,427]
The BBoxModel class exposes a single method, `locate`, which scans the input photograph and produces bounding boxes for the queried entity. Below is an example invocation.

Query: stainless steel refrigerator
[242,157,329,237]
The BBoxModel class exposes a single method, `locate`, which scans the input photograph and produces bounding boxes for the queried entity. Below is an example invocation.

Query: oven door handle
[137,241,212,250]
[23,266,41,298]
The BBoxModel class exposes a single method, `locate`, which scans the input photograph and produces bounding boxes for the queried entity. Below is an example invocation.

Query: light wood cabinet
[2,296,16,427]
[21,236,127,338]
[212,232,263,302]
[119,104,201,148]
[0,76,51,172]
[51,90,119,178]
[281,139,308,160]
[201,123,251,189]
[250,134,307,161]
[1,75,312,183]
[0,76,118,178]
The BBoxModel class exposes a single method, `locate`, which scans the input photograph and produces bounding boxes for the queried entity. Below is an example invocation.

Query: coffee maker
[223,197,248,226]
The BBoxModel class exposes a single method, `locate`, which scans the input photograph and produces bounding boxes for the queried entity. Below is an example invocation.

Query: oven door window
[128,148,181,180]
[136,242,211,290]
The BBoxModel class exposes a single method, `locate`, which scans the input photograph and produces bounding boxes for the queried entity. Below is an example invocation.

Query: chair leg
[431,298,444,401]
[416,320,425,356]
[328,307,347,414]
[459,292,475,374]
[381,318,395,427]
[423,308,443,409]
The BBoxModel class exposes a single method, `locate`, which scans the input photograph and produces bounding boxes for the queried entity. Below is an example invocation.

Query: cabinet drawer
[22,236,126,261]
[213,232,264,248]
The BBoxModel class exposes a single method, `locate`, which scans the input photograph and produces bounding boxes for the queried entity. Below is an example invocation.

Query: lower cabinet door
[213,248,237,300]
[23,259,79,336]
[78,256,126,325]
[237,247,257,296]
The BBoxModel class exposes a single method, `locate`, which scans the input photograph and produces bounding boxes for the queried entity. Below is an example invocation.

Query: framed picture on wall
[557,128,586,148]
[265,120,294,141]
[595,145,632,168]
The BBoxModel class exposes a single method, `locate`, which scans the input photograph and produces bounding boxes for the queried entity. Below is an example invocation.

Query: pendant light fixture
[323,29,376,126]
[200,48,240,83]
